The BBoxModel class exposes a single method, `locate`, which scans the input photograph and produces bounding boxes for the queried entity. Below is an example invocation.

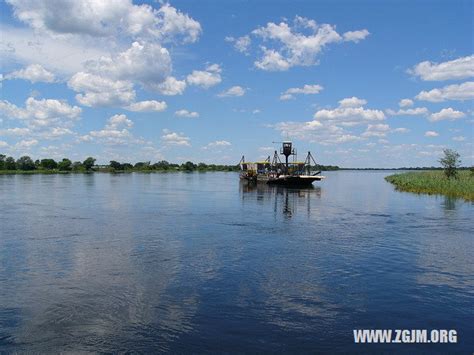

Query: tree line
[0,154,240,172]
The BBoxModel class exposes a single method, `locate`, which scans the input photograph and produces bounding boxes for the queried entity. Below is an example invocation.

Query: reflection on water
[0,171,473,352]
[240,181,321,218]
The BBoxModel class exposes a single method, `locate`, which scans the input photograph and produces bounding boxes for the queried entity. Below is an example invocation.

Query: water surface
[0,171,472,352]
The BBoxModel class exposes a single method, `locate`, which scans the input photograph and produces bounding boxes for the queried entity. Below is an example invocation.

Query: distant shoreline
[1,167,472,175]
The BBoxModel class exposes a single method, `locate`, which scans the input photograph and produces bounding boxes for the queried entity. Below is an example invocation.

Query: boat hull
[267,175,324,187]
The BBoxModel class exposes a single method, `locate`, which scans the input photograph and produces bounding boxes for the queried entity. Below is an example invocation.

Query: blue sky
[0,0,472,167]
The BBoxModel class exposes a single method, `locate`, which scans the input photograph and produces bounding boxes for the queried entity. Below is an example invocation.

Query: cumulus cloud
[361,123,390,138]
[15,139,38,148]
[218,86,246,97]
[175,109,199,118]
[236,16,369,71]
[0,140,8,148]
[155,76,187,95]
[83,114,144,146]
[271,97,386,145]
[84,41,172,91]
[225,35,251,54]
[386,107,429,116]
[399,98,414,107]
[415,81,474,102]
[338,96,367,108]
[409,55,474,81]
[203,140,232,149]
[186,64,222,89]
[342,29,370,43]
[429,108,465,122]
[0,25,110,75]
[6,0,201,43]
[0,97,81,129]
[392,127,410,133]
[161,129,190,146]
[314,97,385,123]
[425,131,439,137]
[126,100,167,112]
[68,72,136,107]
[4,64,55,83]
[280,84,323,100]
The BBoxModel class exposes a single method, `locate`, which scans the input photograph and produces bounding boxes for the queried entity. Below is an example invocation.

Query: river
[0,171,472,352]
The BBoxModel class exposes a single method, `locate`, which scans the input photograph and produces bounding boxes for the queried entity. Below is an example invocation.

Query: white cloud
[279,94,294,101]
[361,123,390,137]
[314,100,385,123]
[155,3,202,43]
[393,127,410,133]
[252,109,261,114]
[6,1,201,43]
[175,109,199,118]
[161,129,190,146]
[15,139,38,148]
[272,97,385,145]
[225,35,251,54]
[452,136,466,142]
[342,29,370,43]
[399,98,414,107]
[0,97,81,129]
[280,84,323,100]
[203,140,232,149]
[386,107,429,116]
[155,76,186,95]
[0,140,8,148]
[0,25,110,75]
[248,16,368,71]
[254,47,291,71]
[415,81,474,102]
[425,131,439,137]
[338,96,367,108]
[84,41,172,91]
[126,100,167,112]
[4,64,55,83]
[218,86,246,97]
[68,72,136,107]
[0,127,31,136]
[186,64,222,89]
[429,107,465,122]
[85,114,144,146]
[409,55,474,81]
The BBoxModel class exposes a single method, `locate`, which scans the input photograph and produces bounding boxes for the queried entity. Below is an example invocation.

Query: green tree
[134,161,150,170]
[16,156,36,170]
[109,160,122,170]
[0,154,5,170]
[40,158,58,170]
[5,157,16,170]
[181,161,196,171]
[122,163,133,170]
[72,161,84,171]
[153,160,170,170]
[439,149,461,179]
[83,157,96,171]
[58,158,72,171]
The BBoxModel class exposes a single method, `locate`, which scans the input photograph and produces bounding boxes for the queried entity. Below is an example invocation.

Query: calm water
[0,171,473,353]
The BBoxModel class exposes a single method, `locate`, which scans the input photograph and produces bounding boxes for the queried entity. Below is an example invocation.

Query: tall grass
[385,170,474,201]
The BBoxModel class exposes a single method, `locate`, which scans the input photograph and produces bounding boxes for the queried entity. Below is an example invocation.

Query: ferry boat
[239,141,325,187]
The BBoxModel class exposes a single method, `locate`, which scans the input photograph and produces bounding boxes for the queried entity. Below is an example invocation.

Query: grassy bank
[385,170,474,201]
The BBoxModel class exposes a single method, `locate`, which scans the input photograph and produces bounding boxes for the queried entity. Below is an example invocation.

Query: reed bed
[385,170,474,201]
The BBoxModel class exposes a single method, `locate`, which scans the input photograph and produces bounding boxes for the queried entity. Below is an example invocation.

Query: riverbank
[385,171,474,201]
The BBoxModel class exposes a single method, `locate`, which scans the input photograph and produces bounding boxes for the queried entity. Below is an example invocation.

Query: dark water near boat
[0,171,472,353]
